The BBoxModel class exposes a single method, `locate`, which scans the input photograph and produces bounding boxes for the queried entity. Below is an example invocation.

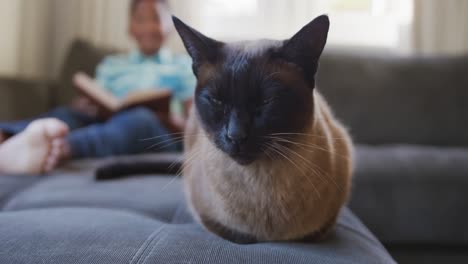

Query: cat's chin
[229,154,256,166]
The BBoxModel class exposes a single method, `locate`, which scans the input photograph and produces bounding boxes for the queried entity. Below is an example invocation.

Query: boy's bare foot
[0,119,69,175]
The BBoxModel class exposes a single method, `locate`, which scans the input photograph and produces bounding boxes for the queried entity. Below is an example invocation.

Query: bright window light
[193,0,413,50]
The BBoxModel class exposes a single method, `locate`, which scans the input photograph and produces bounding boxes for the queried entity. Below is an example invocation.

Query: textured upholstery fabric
[349,144,468,245]
[317,51,468,146]
[0,160,395,264]
[0,176,38,208]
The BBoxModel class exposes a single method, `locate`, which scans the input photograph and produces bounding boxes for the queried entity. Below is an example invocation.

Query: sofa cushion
[0,78,52,120]
[349,144,468,245]
[0,207,394,264]
[317,51,468,147]
[54,39,118,106]
[0,176,38,209]
[3,172,185,222]
[0,161,395,264]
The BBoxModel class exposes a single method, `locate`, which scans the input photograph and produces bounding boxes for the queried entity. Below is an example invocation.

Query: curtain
[47,0,132,79]
[0,0,132,79]
[8,0,189,79]
[8,0,467,78]
[0,0,21,77]
[413,0,468,55]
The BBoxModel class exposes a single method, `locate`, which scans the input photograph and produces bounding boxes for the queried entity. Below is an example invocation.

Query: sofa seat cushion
[0,162,395,264]
[0,176,38,208]
[350,144,468,245]
[2,173,185,222]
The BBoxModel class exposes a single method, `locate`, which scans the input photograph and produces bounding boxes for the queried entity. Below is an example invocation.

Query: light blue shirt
[95,48,196,102]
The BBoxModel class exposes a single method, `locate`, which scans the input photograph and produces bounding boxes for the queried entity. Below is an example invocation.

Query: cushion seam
[137,228,167,264]
[336,223,387,251]
[129,226,165,264]
[0,178,42,210]
[1,205,167,223]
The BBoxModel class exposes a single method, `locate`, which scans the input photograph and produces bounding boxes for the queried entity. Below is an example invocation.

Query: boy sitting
[0,0,194,175]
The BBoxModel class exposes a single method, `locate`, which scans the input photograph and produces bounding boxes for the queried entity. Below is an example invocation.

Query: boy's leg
[0,106,99,137]
[67,107,176,159]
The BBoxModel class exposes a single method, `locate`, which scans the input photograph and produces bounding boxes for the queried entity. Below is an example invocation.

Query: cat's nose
[226,112,248,144]
[226,123,248,144]
[227,130,247,144]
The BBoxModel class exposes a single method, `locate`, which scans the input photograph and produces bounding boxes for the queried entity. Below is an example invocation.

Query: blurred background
[0,0,467,80]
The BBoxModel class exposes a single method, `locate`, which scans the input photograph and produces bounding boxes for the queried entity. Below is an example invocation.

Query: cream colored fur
[183,89,353,242]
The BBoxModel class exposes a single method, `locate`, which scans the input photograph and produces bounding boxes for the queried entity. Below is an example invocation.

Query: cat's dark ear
[172,16,223,76]
[280,15,330,87]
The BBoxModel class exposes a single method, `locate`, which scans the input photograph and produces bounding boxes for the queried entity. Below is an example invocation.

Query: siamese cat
[173,15,353,243]
[96,15,353,244]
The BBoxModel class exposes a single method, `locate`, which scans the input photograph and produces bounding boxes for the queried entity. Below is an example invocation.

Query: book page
[73,72,120,112]
[121,89,171,108]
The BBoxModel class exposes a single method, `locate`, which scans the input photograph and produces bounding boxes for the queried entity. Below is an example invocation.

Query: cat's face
[174,16,329,165]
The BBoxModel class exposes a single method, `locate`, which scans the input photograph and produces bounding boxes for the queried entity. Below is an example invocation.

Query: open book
[73,72,171,117]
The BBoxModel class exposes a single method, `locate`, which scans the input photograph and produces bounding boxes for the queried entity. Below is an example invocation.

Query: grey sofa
[0,155,394,263]
[0,39,466,263]
[317,50,468,263]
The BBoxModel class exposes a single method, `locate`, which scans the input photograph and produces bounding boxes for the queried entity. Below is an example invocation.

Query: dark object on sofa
[96,154,183,181]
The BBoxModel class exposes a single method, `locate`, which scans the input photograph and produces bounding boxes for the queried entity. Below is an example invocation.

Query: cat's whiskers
[262,143,311,206]
[267,137,343,193]
[270,141,328,187]
[139,132,186,141]
[167,153,185,173]
[265,142,321,200]
[180,150,201,172]
[271,142,322,201]
[270,132,347,140]
[266,135,352,161]
[173,147,219,190]
[179,144,217,176]
[143,133,209,151]
[260,144,275,161]
[140,133,207,146]
[162,149,203,191]
[262,71,281,84]
[296,143,352,162]
[144,136,185,151]
[272,140,324,176]
[274,136,346,193]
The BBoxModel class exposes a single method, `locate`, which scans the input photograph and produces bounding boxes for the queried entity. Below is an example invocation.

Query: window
[192,0,413,50]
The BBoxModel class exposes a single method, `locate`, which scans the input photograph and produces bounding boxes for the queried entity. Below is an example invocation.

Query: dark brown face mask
[172,15,329,165]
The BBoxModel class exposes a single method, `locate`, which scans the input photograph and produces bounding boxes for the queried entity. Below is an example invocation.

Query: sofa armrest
[0,77,57,121]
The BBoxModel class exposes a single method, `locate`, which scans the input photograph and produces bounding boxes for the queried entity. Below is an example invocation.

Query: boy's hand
[71,96,100,117]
